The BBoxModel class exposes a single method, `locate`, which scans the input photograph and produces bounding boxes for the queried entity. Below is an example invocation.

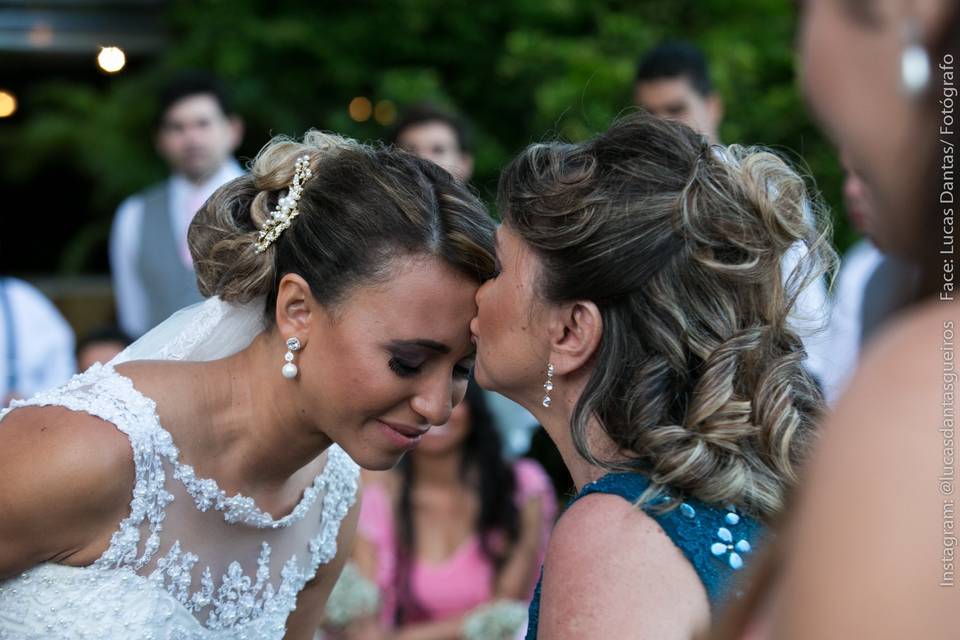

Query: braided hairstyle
[497,111,835,520]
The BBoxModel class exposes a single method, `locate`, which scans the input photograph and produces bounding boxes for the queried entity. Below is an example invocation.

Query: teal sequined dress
[525,472,763,639]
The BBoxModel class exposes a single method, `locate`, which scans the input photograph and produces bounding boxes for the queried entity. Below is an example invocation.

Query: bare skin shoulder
[0,404,135,579]
[538,492,709,639]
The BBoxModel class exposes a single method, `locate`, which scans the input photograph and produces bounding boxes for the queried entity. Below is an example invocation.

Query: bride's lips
[469,318,479,344]
[376,420,428,449]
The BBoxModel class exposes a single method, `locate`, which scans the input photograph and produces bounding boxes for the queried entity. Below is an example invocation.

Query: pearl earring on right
[901,19,931,96]
[282,337,301,379]
[542,363,555,408]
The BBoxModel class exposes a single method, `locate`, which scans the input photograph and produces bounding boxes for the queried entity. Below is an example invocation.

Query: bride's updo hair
[498,112,835,520]
[188,130,496,316]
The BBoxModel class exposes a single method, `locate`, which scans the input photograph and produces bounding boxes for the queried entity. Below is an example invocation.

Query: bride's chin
[353,451,406,472]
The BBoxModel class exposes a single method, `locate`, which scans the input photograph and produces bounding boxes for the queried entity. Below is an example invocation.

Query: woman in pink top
[352,382,557,639]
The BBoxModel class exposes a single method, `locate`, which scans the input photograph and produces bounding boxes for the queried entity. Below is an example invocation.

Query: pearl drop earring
[901,19,931,97]
[542,363,555,408]
[282,337,301,379]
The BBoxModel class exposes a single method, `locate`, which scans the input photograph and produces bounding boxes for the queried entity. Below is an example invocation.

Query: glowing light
[374,100,397,126]
[0,91,16,118]
[97,46,126,73]
[348,96,372,122]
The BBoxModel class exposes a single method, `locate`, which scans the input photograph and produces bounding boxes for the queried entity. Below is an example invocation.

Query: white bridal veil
[111,295,267,365]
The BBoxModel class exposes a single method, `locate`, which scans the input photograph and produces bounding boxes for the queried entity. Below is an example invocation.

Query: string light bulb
[97,46,126,73]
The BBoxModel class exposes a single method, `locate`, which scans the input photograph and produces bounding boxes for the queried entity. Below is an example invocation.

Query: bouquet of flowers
[323,562,381,628]
[462,599,528,640]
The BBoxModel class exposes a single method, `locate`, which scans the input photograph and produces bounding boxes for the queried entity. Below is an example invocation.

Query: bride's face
[470,225,552,409]
[295,255,479,470]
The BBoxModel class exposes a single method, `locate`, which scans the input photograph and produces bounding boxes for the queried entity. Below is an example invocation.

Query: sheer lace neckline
[103,363,333,529]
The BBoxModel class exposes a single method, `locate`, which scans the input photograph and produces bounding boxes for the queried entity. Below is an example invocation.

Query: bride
[0,131,496,639]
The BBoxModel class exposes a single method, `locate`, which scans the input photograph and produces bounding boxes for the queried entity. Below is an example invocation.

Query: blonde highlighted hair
[498,112,836,520]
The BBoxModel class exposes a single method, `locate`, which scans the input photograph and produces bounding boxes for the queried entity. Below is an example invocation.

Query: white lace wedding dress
[0,297,361,639]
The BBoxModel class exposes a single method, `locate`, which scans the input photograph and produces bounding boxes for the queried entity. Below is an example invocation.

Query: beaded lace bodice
[0,363,361,639]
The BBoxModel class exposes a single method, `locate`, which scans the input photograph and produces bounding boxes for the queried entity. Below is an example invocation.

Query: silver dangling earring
[542,363,555,408]
[901,19,931,97]
[282,337,301,379]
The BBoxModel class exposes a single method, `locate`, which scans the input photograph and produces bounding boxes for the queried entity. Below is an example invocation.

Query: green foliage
[2,0,854,273]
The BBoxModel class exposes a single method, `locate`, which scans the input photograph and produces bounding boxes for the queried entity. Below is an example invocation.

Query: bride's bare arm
[0,406,134,579]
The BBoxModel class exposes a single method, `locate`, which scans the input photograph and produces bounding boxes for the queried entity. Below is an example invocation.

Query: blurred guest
[389,103,474,182]
[110,70,244,337]
[348,382,556,639]
[0,277,75,405]
[635,40,832,390]
[712,1,958,638]
[634,40,724,144]
[75,326,132,372]
[821,153,885,404]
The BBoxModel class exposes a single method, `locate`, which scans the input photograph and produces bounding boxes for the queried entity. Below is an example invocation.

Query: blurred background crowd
[0,1,903,637]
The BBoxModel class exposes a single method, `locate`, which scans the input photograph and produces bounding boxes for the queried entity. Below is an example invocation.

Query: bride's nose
[410,374,454,426]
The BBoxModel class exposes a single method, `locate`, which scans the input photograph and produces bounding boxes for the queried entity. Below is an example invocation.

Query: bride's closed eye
[388,357,473,379]
[454,358,474,379]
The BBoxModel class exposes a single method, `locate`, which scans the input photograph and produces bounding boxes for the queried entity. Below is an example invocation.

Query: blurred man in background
[388,103,473,182]
[110,71,244,337]
[634,40,724,144]
[0,277,75,406]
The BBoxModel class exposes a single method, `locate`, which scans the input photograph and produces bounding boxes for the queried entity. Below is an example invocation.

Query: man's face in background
[634,75,723,144]
[156,93,242,183]
[396,120,473,182]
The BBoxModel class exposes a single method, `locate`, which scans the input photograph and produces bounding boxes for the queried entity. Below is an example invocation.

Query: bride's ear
[275,274,314,344]
[545,300,602,375]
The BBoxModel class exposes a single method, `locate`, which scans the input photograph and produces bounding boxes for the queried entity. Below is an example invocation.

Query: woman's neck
[193,331,334,495]
[411,447,464,488]
[525,375,619,492]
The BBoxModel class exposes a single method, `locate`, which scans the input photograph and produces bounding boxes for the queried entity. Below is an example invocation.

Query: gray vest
[136,182,203,333]
[860,256,917,346]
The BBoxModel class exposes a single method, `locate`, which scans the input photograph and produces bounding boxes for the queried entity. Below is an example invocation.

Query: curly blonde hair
[498,112,835,520]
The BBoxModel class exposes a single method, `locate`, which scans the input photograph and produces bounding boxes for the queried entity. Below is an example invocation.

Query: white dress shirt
[782,236,833,387]
[0,277,76,401]
[109,160,244,337]
[821,239,885,405]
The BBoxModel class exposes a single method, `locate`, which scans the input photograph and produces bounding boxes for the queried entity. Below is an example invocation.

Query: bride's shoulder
[0,402,134,470]
[0,405,135,577]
